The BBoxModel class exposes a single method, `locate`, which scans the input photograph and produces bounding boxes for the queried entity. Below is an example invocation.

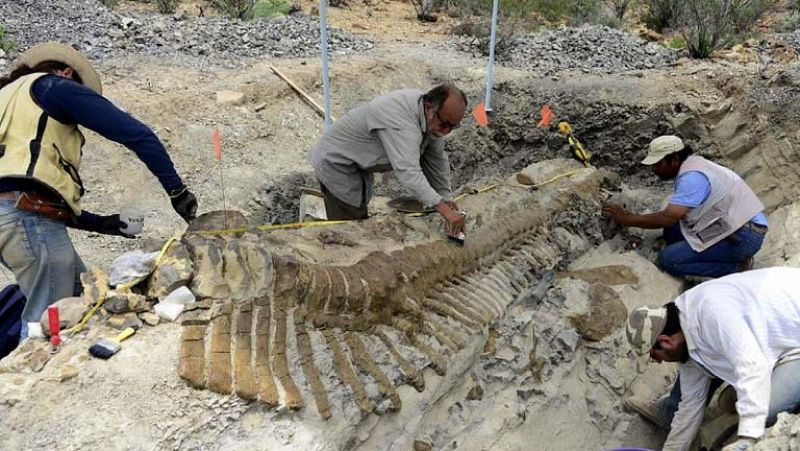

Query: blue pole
[319,0,332,129]
[484,0,499,112]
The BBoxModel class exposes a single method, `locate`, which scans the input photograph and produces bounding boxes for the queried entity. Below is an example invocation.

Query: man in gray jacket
[308,84,466,235]
[602,135,766,278]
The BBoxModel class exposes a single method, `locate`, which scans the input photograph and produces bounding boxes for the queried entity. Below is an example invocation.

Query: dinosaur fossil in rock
[156,167,616,419]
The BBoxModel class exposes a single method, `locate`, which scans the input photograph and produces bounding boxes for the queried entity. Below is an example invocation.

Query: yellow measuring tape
[65,166,589,335]
[187,219,354,237]
[64,232,182,336]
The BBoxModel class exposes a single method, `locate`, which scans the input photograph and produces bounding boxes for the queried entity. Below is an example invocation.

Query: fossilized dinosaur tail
[174,169,611,418]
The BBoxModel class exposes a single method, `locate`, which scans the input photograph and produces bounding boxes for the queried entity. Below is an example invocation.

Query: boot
[624,396,671,431]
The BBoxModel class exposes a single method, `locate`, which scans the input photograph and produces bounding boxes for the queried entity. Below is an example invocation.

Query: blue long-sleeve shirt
[31,75,183,192]
[27,74,183,192]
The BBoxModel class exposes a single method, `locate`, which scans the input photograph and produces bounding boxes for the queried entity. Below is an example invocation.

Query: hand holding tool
[70,212,134,238]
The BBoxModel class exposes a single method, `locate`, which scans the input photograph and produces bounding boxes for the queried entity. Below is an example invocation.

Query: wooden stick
[270,65,336,122]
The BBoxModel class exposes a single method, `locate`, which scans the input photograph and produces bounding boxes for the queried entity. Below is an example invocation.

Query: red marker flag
[212,128,222,161]
[537,104,555,127]
[472,101,488,127]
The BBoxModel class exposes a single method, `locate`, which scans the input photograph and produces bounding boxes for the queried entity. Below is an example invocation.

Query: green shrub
[211,0,257,19]
[98,0,119,7]
[679,0,774,58]
[0,25,14,52]
[641,0,682,32]
[605,0,633,20]
[779,11,800,32]
[155,0,180,13]
[252,0,290,18]
[667,36,687,48]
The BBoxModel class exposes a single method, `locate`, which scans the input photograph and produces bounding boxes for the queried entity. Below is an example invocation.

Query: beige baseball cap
[626,305,668,354]
[17,42,102,95]
[641,135,684,165]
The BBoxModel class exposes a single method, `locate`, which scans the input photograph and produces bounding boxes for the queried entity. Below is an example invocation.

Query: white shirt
[663,267,800,451]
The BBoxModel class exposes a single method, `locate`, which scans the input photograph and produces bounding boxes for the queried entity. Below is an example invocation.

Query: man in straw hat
[625,267,800,451]
[0,42,198,338]
[602,135,767,279]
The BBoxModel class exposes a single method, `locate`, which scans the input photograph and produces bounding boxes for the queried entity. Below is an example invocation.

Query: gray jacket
[308,89,453,208]
[678,156,764,252]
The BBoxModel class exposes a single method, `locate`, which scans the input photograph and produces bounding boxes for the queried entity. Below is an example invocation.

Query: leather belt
[742,221,768,235]
[0,190,73,221]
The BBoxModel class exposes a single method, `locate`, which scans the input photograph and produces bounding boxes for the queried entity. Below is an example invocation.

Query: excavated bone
[175,171,612,417]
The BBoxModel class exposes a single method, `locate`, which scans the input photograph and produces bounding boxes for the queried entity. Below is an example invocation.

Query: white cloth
[663,267,800,451]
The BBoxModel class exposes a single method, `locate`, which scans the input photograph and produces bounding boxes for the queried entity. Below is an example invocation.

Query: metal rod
[219,153,228,230]
[319,0,332,129]
[484,0,500,112]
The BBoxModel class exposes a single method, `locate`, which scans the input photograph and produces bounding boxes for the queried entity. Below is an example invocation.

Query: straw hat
[17,42,102,94]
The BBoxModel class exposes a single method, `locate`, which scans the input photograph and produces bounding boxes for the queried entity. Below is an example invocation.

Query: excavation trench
[150,155,691,451]
[210,81,720,450]
[9,66,797,450]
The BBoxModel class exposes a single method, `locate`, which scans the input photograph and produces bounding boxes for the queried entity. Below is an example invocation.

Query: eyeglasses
[435,109,460,130]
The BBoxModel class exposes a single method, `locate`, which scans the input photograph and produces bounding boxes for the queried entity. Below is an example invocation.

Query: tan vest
[0,73,85,214]
[678,156,764,252]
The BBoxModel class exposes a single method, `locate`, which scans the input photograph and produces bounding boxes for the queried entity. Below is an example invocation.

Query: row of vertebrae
[174,169,610,419]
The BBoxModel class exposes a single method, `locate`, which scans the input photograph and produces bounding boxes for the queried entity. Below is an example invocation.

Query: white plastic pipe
[319,0,332,129]
[484,0,500,112]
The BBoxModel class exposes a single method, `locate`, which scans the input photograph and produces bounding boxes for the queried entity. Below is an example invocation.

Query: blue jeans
[0,199,85,338]
[660,359,800,427]
[658,224,765,278]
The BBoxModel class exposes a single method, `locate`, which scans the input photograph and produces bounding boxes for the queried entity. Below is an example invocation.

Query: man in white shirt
[625,267,800,451]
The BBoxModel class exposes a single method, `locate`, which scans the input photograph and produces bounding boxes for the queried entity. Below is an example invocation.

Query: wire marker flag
[212,128,228,228]
[212,128,222,161]
[538,104,555,127]
[473,101,489,127]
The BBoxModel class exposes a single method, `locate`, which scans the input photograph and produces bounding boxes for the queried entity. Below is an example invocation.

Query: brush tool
[88,327,136,359]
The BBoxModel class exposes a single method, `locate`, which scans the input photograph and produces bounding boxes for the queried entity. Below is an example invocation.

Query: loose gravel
[0,0,373,69]
[454,25,677,75]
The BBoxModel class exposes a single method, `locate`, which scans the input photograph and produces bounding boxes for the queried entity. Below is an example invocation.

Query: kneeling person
[603,135,767,278]
[626,267,800,451]
[308,84,466,236]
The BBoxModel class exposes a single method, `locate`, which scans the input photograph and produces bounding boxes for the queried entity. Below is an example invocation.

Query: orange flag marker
[537,104,555,127]
[212,128,222,161]
[472,101,488,127]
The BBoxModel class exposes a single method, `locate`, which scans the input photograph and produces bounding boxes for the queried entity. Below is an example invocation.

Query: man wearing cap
[602,135,767,278]
[625,267,800,451]
[0,42,198,338]
[308,84,467,237]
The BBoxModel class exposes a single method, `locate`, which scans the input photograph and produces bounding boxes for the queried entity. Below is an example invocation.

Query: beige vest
[678,156,764,252]
[0,73,85,214]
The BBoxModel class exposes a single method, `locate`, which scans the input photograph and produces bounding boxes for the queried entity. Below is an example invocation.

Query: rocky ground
[454,25,678,75]
[1,1,800,450]
[0,0,373,70]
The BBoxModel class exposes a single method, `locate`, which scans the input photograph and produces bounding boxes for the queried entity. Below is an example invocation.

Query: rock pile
[455,26,677,75]
[0,0,373,69]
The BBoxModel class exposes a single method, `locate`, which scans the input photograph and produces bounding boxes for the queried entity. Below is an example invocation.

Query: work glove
[69,211,134,238]
[722,436,757,451]
[169,186,198,223]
